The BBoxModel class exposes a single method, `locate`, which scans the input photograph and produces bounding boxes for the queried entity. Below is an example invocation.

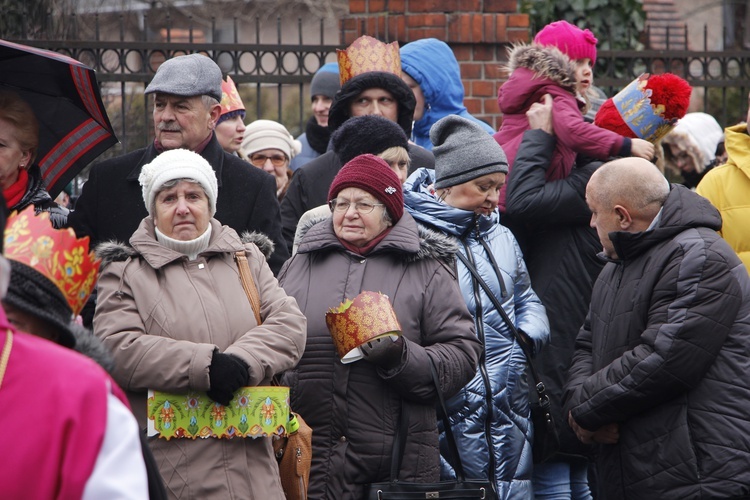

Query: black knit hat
[331,115,409,165]
[4,260,76,348]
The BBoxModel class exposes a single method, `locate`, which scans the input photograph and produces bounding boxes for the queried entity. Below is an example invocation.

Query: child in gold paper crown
[493,20,655,213]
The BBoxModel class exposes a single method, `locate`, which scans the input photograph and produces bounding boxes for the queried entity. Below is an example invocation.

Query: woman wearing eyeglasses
[241,120,302,200]
[278,154,482,500]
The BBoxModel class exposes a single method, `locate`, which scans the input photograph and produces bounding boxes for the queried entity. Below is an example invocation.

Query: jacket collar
[128,217,244,269]
[125,133,225,187]
[607,184,723,262]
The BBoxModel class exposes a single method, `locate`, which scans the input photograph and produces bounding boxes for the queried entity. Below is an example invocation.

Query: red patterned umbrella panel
[0,39,118,198]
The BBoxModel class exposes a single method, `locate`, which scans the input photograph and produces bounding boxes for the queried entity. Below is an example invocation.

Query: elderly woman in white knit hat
[659,112,726,189]
[241,120,302,200]
[93,148,306,498]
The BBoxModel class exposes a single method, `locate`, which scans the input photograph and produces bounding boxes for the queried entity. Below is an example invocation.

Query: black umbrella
[0,39,118,198]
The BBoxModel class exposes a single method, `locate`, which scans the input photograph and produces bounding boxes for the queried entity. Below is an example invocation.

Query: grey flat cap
[145,53,223,102]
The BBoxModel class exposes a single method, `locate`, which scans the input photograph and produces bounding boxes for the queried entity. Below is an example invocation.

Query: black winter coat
[504,129,603,457]
[280,144,434,254]
[67,134,289,274]
[564,185,750,499]
[15,165,69,229]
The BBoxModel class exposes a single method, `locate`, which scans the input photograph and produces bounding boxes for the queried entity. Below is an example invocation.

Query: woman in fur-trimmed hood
[93,148,307,499]
[278,154,481,500]
[493,37,651,212]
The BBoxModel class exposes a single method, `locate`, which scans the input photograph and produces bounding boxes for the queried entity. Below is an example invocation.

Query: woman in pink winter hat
[493,20,655,213]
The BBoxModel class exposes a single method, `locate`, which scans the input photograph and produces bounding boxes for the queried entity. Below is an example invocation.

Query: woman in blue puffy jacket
[404,115,549,499]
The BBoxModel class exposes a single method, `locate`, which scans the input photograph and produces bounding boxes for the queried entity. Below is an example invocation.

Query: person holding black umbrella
[0,90,69,227]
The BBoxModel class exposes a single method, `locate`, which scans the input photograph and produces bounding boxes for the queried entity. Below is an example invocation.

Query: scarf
[339,226,393,256]
[305,116,331,155]
[3,169,29,209]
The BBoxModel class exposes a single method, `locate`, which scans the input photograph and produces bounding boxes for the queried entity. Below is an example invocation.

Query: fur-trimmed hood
[498,44,578,115]
[293,210,459,265]
[96,226,274,269]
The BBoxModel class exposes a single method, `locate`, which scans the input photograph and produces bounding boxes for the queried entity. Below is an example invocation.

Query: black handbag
[455,249,560,464]
[365,358,496,500]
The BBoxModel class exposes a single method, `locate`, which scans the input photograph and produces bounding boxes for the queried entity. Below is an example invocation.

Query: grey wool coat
[93,218,307,500]
[278,211,482,500]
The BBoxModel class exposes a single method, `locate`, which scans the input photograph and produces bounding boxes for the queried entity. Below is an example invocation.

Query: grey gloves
[207,351,249,406]
[360,336,405,370]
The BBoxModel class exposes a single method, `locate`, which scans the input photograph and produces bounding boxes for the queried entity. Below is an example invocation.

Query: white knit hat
[241,120,302,159]
[139,149,218,217]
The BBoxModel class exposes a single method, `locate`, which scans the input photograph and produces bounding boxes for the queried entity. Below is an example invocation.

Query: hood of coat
[71,323,115,375]
[327,71,416,136]
[723,123,750,180]
[295,208,458,265]
[96,218,270,269]
[498,44,577,115]
[400,39,469,142]
[609,184,723,262]
[403,168,499,239]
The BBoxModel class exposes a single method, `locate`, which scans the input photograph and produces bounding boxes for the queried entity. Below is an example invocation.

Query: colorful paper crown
[219,75,245,116]
[594,73,692,143]
[325,291,402,362]
[337,36,401,86]
[4,207,100,316]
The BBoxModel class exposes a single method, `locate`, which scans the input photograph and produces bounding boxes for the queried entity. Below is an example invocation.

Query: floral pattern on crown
[325,291,402,360]
[220,75,245,115]
[337,36,401,86]
[4,207,100,316]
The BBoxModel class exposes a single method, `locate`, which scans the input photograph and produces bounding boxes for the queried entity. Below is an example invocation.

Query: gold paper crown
[337,36,401,86]
[325,291,402,360]
[220,75,245,115]
[4,207,100,316]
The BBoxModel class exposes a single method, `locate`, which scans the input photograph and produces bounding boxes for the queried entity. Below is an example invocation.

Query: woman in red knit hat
[278,154,482,500]
[493,20,655,213]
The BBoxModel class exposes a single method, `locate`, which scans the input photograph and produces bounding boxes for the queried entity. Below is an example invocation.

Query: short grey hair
[151,178,206,214]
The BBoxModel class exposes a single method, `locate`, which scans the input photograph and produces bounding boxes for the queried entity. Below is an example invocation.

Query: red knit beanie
[534,20,598,64]
[328,154,404,222]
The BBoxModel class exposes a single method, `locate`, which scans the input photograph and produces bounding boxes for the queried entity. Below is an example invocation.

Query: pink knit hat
[534,20,598,64]
[328,154,404,222]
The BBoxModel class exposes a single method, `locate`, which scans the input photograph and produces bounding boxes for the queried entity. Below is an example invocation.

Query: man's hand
[631,138,655,160]
[568,411,620,445]
[527,94,554,134]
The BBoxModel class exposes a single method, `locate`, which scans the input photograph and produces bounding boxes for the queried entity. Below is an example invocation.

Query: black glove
[360,336,404,369]
[207,351,249,406]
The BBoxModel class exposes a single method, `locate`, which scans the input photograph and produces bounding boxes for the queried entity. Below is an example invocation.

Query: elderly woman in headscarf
[93,148,307,498]
[278,153,481,500]
[0,90,68,227]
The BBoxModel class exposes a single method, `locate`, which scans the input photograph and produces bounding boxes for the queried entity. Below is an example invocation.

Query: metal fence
[3,15,750,178]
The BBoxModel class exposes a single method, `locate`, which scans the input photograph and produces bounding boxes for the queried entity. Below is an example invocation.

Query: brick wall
[340,0,529,129]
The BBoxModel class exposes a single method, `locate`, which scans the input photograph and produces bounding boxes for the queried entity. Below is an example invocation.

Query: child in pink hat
[493,20,655,212]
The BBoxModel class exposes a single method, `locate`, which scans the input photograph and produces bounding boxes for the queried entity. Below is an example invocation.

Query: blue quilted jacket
[404,168,550,499]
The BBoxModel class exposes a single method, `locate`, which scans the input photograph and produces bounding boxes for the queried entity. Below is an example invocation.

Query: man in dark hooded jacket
[279,35,434,253]
[564,157,750,499]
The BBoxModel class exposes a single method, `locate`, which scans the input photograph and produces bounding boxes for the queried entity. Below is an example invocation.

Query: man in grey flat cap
[68,54,289,324]
[70,54,287,262]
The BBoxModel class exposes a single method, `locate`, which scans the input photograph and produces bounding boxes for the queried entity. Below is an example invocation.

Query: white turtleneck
[155,224,212,260]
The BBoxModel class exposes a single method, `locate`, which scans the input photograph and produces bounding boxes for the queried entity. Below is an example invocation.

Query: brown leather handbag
[235,250,313,500]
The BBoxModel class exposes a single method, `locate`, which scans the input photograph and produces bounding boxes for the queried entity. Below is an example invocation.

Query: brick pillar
[340,0,529,129]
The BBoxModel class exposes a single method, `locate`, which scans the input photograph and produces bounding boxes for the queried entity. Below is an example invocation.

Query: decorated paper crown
[337,35,401,86]
[4,207,100,316]
[594,73,692,143]
[325,291,402,363]
[219,75,245,116]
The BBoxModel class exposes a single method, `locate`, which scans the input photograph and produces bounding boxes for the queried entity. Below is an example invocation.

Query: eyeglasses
[328,199,384,214]
[250,153,288,167]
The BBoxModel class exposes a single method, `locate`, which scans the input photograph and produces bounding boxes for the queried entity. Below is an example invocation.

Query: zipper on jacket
[461,238,499,496]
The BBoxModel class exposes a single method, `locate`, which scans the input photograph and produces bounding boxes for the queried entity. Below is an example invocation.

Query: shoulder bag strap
[454,249,550,407]
[234,250,262,325]
[388,357,467,482]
